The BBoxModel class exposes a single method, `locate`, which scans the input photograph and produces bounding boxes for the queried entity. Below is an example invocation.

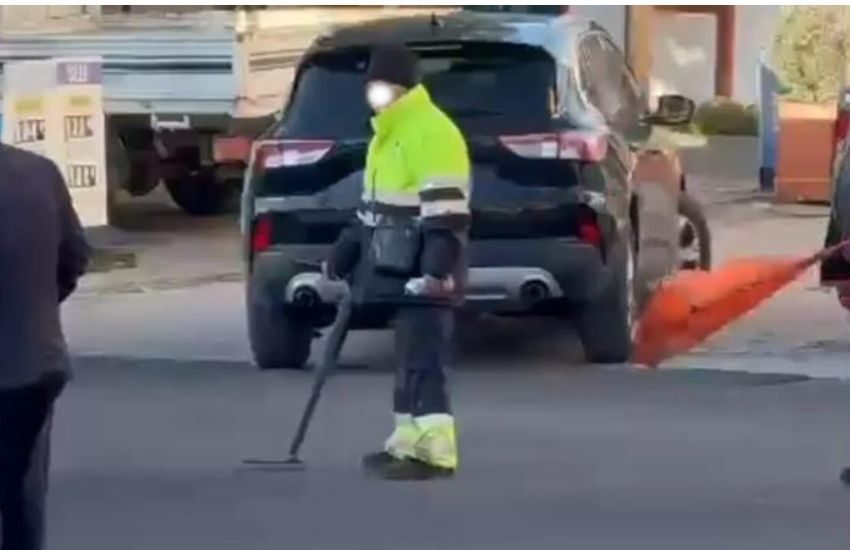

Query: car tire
[822,215,850,283]
[165,171,239,217]
[678,192,712,270]
[247,291,313,371]
[577,226,635,364]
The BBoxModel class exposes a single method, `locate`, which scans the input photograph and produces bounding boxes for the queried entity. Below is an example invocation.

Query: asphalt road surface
[52,343,850,550]
[52,155,850,549]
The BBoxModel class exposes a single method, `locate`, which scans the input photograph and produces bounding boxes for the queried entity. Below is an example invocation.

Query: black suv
[241,12,699,370]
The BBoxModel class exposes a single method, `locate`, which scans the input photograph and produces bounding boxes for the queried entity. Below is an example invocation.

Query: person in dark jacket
[820,144,850,486]
[324,43,471,481]
[0,144,89,550]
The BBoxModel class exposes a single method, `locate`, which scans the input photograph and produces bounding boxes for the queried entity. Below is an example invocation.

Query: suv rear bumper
[467,238,609,310]
[466,267,564,308]
[250,237,613,315]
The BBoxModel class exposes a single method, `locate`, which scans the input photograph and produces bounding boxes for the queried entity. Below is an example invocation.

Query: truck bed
[0,12,312,116]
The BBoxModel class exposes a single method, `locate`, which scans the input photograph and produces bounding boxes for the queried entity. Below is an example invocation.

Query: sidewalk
[678,137,848,375]
[80,188,241,296]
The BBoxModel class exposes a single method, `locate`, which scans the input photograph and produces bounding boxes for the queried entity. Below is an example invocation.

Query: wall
[0,5,100,33]
[570,5,781,105]
[733,5,781,105]
[650,6,780,105]
[650,12,717,103]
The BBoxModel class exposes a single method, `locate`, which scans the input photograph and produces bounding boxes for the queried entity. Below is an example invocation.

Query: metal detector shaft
[286,285,353,460]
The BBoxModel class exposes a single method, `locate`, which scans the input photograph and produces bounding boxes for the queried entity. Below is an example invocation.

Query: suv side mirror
[645,94,695,126]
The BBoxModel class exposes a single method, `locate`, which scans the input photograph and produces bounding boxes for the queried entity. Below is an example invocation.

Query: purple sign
[57,61,102,86]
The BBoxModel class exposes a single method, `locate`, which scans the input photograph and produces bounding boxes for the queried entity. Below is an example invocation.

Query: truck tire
[126,153,162,197]
[577,226,636,364]
[247,296,313,370]
[165,171,239,217]
[678,192,712,270]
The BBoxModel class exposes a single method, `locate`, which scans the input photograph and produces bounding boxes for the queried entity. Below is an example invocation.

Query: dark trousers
[0,380,63,550]
[393,306,454,416]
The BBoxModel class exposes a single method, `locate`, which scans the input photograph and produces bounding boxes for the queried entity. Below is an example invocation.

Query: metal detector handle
[285,283,352,460]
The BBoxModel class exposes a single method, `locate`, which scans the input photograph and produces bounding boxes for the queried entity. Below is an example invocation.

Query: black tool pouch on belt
[368,219,421,277]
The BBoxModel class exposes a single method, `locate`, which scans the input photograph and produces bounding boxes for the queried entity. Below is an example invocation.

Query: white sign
[2,57,109,227]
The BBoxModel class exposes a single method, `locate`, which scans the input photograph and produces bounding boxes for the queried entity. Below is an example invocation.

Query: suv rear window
[276,43,557,139]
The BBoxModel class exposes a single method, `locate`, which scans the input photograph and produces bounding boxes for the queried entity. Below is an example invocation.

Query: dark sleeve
[327,219,362,279]
[413,123,471,279]
[52,165,90,302]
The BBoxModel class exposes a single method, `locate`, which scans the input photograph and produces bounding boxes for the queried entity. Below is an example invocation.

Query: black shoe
[365,456,455,481]
[361,451,399,472]
[841,467,850,487]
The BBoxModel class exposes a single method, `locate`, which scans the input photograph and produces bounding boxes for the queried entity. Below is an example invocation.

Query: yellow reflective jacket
[329,85,471,304]
[359,84,471,233]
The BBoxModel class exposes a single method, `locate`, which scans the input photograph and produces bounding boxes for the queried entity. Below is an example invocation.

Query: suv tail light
[254,139,334,171]
[251,214,273,254]
[834,87,850,162]
[835,110,849,148]
[499,131,608,162]
[577,206,602,248]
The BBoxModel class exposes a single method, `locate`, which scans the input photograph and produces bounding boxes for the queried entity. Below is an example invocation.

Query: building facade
[1,5,781,105]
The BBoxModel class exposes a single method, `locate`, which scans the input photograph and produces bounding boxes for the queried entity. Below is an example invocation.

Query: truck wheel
[577,226,636,364]
[247,297,313,371]
[678,192,712,270]
[126,153,162,197]
[165,171,239,217]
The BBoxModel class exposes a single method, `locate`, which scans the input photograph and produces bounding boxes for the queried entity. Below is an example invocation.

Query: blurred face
[366,80,405,113]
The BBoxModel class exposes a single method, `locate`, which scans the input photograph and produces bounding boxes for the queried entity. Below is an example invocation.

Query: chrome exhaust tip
[519,280,550,305]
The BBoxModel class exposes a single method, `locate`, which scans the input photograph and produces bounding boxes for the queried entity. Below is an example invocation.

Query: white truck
[0,7,440,216]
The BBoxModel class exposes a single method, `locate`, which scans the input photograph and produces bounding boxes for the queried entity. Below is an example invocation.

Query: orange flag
[632,241,850,368]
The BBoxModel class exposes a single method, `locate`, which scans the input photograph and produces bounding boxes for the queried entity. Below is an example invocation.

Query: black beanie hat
[366,43,420,89]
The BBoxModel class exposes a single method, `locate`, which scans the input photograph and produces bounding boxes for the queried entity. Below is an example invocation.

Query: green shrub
[690,100,759,136]
[773,6,850,103]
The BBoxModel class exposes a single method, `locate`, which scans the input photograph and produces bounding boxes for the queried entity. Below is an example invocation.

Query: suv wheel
[678,192,712,270]
[165,171,239,217]
[247,290,313,371]
[577,226,636,364]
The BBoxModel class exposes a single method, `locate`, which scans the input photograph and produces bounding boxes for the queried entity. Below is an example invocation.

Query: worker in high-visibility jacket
[324,42,471,481]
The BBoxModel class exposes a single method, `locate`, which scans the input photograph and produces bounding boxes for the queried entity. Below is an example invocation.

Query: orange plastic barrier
[776,101,837,204]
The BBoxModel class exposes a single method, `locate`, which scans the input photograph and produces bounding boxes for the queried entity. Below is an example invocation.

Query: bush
[773,6,850,103]
[691,100,759,136]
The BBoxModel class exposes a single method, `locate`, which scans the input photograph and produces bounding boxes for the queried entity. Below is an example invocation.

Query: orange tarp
[633,241,849,368]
